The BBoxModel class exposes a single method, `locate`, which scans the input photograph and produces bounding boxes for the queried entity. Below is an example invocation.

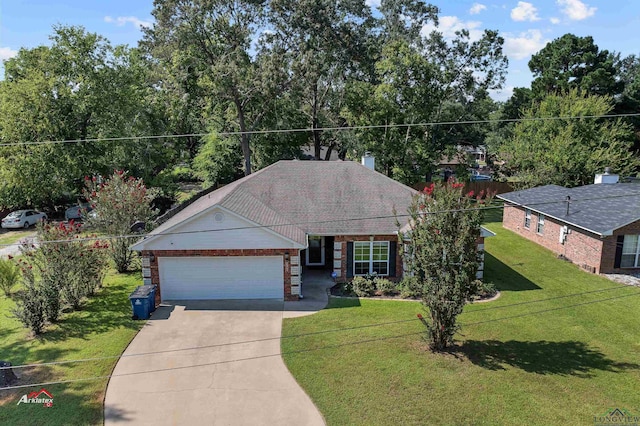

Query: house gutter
[497,197,609,237]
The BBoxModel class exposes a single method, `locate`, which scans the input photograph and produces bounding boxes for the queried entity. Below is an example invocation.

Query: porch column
[333,241,342,279]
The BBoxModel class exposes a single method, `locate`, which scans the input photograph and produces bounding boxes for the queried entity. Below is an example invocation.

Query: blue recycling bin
[140,284,157,312]
[129,287,151,320]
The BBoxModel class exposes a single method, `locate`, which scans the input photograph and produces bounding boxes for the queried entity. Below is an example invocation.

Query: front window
[354,241,389,275]
[537,214,545,234]
[524,209,531,229]
[621,235,640,268]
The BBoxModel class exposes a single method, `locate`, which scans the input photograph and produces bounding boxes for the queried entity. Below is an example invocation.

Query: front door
[306,236,325,266]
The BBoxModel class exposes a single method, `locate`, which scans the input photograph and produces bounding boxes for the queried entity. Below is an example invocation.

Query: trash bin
[129,287,151,320]
[140,284,157,312]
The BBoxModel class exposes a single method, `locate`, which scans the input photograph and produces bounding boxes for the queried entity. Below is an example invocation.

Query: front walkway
[284,270,335,318]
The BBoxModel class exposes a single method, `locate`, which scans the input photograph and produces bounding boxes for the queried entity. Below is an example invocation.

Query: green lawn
[282,212,640,425]
[0,230,33,247]
[0,270,143,426]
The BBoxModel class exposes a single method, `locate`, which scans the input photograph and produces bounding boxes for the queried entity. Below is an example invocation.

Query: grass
[281,209,640,425]
[0,230,34,247]
[0,270,143,426]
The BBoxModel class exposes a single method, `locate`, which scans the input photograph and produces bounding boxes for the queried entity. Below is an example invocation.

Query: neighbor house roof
[497,183,640,236]
[141,160,418,246]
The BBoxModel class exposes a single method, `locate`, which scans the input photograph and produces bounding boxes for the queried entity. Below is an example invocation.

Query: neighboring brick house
[131,157,491,302]
[498,170,640,274]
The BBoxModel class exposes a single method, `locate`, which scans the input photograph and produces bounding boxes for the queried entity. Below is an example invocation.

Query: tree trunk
[324,141,336,161]
[234,95,252,175]
[312,83,321,160]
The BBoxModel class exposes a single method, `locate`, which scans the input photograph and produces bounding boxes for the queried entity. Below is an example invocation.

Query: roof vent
[594,167,619,184]
[361,152,375,170]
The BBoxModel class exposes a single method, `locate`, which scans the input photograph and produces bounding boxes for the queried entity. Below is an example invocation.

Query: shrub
[375,278,397,296]
[399,276,422,299]
[476,281,497,299]
[0,258,19,297]
[12,281,45,335]
[84,170,157,273]
[340,281,353,295]
[352,276,376,297]
[20,221,109,317]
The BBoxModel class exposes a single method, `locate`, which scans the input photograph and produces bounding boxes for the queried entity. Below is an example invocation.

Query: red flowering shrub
[401,179,494,351]
[84,171,157,273]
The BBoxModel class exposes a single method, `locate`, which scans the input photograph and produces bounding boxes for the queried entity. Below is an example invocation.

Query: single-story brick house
[132,157,492,301]
[498,170,640,274]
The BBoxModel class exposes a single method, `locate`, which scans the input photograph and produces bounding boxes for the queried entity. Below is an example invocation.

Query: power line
[3,189,640,248]
[1,284,637,372]
[2,112,640,147]
[2,289,638,392]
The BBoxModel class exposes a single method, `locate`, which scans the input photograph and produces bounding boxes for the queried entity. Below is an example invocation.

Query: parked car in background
[470,170,492,181]
[65,204,93,221]
[1,209,47,229]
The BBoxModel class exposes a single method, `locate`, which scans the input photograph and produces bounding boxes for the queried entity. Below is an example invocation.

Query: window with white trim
[524,209,531,229]
[621,235,640,268]
[354,241,389,275]
[536,213,545,234]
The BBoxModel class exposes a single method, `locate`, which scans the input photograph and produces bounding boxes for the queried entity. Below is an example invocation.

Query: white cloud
[504,29,548,60]
[421,16,484,42]
[557,0,596,21]
[511,2,540,22]
[0,46,18,61]
[469,3,487,15]
[365,0,381,8]
[550,17,561,24]
[104,15,152,30]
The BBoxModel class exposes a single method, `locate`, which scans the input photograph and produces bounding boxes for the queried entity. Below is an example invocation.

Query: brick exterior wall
[333,235,403,282]
[601,221,640,273]
[142,248,297,304]
[502,205,624,274]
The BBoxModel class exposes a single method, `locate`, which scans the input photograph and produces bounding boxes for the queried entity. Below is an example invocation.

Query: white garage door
[158,256,284,300]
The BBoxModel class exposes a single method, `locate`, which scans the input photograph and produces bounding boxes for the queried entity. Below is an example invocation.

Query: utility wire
[3,190,640,248]
[2,285,637,372]
[1,289,638,391]
[1,112,640,147]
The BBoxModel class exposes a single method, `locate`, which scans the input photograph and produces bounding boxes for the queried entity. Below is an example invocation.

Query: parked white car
[1,210,48,229]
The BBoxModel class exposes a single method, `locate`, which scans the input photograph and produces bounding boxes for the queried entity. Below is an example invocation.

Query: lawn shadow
[484,252,542,292]
[457,340,639,377]
[326,297,361,309]
[37,281,140,343]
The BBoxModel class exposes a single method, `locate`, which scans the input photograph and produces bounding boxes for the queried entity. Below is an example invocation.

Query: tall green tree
[144,0,279,176]
[266,0,373,160]
[500,90,638,188]
[0,26,171,208]
[344,11,506,183]
[528,34,621,98]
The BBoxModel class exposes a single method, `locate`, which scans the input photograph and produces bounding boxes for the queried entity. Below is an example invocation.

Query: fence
[412,181,514,195]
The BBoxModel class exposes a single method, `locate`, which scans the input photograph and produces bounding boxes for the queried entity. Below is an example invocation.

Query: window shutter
[614,235,624,268]
[346,242,354,278]
[389,241,397,277]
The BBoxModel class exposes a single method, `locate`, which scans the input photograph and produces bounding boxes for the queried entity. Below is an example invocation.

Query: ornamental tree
[400,181,492,351]
[84,170,157,272]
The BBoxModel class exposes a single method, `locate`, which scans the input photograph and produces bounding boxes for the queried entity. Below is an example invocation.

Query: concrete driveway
[105,274,333,425]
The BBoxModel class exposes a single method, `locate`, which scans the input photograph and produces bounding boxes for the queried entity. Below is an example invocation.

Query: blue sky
[1,0,639,101]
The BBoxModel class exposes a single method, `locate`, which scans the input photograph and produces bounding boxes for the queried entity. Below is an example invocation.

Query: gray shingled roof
[498,183,640,236]
[144,160,417,245]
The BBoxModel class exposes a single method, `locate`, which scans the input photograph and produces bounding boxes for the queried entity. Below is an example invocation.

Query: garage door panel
[159,256,284,300]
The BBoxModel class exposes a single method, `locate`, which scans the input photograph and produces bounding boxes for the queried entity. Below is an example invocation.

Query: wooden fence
[412,181,514,195]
